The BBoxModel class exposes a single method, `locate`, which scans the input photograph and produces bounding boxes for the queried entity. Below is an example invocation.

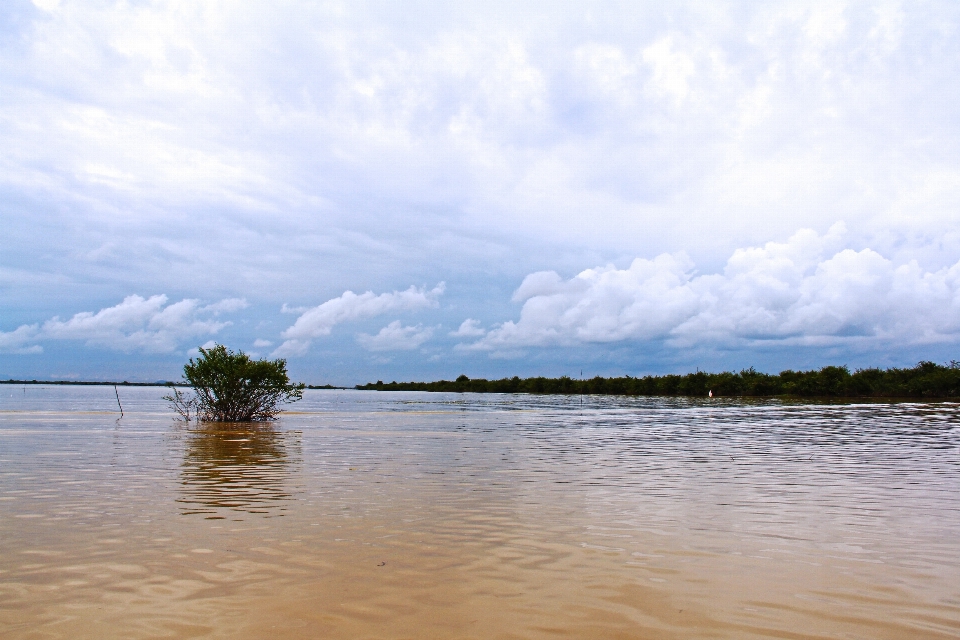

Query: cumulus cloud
[0,324,43,354]
[357,321,434,352]
[0,295,243,354]
[465,224,960,355]
[274,284,445,356]
[450,318,486,337]
[202,298,249,314]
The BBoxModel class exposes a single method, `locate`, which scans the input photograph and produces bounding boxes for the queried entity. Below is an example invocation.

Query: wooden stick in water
[114,385,123,418]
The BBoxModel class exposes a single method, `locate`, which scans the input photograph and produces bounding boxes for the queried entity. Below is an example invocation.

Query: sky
[2,0,960,385]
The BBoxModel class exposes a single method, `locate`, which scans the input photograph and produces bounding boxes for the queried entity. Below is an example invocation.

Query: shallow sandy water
[1,387,958,638]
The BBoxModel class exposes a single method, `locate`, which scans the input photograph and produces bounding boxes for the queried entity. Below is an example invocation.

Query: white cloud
[0,295,242,354]
[803,5,847,49]
[202,298,249,314]
[187,340,220,358]
[450,318,485,337]
[466,224,960,355]
[253,338,273,348]
[281,304,308,314]
[642,36,696,104]
[274,283,445,356]
[30,0,59,14]
[357,321,434,352]
[573,43,637,107]
[0,324,43,354]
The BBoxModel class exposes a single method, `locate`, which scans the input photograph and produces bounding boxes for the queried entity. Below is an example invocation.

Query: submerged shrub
[169,344,304,422]
[162,386,196,421]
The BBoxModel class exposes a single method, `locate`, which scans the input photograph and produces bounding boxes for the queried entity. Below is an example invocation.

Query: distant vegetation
[165,344,304,422]
[357,361,960,398]
[1,379,174,386]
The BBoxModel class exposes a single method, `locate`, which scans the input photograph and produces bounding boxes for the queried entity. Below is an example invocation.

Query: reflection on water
[179,423,298,518]
[1,387,959,639]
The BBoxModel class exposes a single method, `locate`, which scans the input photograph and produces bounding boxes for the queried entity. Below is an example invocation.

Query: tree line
[356,361,960,398]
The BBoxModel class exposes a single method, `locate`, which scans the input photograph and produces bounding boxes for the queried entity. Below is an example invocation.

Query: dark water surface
[1,386,958,638]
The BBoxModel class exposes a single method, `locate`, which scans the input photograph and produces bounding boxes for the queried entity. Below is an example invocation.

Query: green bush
[169,344,304,422]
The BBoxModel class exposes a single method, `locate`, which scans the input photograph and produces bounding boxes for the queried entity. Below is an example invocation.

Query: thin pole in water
[114,385,124,418]
[580,369,583,410]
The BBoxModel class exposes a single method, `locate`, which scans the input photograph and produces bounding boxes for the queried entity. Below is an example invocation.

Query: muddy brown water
[1,387,958,638]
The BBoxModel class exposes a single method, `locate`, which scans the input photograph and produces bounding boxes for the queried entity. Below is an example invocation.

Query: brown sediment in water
[1,388,958,638]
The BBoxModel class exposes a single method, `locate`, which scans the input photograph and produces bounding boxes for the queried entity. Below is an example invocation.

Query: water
[1,386,959,638]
